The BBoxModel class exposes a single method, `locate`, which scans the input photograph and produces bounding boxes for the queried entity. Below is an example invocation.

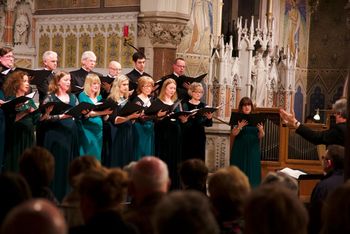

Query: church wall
[306,0,349,119]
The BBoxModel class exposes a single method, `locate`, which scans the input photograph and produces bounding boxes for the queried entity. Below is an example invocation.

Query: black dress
[154,98,183,189]
[182,101,212,161]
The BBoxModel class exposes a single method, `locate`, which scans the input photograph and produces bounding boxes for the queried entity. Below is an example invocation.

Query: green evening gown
[230,125,261,187]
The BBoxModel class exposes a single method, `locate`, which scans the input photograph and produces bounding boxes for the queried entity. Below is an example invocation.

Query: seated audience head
[208,166,250,221]
[153,190,219,234]
[261,171,299,195]
[322,144,344,173]
[244,185,308,234]
[179,159,208,194]
[1,198,67,234]
[68,155,101,189]
[332,98,347,121]
[130,156,170,197]
[321,180,350,234]
[19,146,55,194]
[77,168,128,222]
[0,172,31,225]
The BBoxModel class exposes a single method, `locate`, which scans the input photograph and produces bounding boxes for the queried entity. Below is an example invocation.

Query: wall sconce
[313,108,321,121]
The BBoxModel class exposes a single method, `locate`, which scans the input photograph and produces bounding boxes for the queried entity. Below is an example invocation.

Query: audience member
[261,171,299,195]
[308,145,345,234]
[244,185,308,234]
[0,172,31,226]
[179,159,208,194]
[321,181,350,234]
[61,156,102,228]
[125,156,170,234]
[153,190,219,234]
[70,168,137,234]
[19,146,58,204]
[1,198,67,234]
[208,166,251,234]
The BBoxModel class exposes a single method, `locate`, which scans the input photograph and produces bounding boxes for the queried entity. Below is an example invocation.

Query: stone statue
[252,50,268,107]
[14,13,30,46]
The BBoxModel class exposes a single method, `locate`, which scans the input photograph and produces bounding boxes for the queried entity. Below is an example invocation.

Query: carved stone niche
[138,21,187,47]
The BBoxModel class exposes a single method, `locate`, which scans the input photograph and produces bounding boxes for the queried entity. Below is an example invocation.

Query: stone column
[138,0,190,79]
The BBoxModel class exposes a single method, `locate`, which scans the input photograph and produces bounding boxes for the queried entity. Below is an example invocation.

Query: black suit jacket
[30,69,54,103]
[70,68,102,95]
[296,122,346,146]
[126,69,151,92]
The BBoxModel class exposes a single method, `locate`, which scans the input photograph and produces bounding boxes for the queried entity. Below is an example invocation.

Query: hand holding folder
[229,112,266,126]
[1,91,37,113]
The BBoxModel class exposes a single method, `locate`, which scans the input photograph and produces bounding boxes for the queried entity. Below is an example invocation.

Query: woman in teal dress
[77,74,112,160]
[1,71,39,172]
[41,71,79,201]
[107,75,140,168]
[132,76,155,160]
[230,97,265,187]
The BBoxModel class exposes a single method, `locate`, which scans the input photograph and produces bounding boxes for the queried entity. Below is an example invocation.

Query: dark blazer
[70,68,102,95]
[126,69,151,92]
[296,122,346,146]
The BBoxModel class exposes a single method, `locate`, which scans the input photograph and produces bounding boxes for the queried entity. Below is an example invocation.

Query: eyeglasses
[176,64,186,68]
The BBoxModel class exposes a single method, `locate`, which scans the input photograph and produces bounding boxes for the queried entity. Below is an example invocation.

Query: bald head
[108,61,122,78]
[1,199,67,234]
[131,156,170,193]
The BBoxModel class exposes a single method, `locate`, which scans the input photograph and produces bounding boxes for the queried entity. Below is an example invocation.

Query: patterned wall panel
[35,12,138,69]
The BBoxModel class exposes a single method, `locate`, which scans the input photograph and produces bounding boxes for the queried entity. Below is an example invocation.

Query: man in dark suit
[280,98,347,146]
[0,47,15,90]
[157,58,190,101]
[30,51,57,103]
[70,51,102,96]
[126,52,151,93]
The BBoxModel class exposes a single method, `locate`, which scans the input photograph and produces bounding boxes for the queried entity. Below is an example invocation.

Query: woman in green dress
[230,97,265,187]
[78,74,112,160]
[41,71,79,201]
[2,71,38,172]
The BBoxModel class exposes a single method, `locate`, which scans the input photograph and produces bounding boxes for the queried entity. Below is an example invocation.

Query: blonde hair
[137,76,154,95]
[188,82,203,97]
[83,73,101,98]
[158,78,177,102]
[108,75,129,102]
[48,71,70,94]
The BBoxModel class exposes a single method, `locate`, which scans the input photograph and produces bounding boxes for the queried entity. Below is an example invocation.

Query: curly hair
[2,71,27,97]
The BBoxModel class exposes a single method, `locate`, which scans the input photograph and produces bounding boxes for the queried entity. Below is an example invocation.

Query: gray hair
[42,51,57,62]
[81,51,96,62]
[333,98,347,118]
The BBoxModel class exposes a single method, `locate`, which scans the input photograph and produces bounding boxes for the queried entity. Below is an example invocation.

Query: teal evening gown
[42,93,79,201]
[77,92,103,160]
[132,96,154,160]
[230,125,261,187]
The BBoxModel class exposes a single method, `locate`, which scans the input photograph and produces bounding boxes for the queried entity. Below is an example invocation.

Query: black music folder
[169,109,198,118]
[35,101,73,115]
[65,102,97,118]
[144,99,181,116]
[229,112,266,126]
[196,105,221,115]
[99,75,116,84]
[93,99,118,112]
[182,73,207,83]
[117,101,144,117]
[1,91,36,112]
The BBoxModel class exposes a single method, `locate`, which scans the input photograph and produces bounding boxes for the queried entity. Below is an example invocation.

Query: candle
[123,25,129,38]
